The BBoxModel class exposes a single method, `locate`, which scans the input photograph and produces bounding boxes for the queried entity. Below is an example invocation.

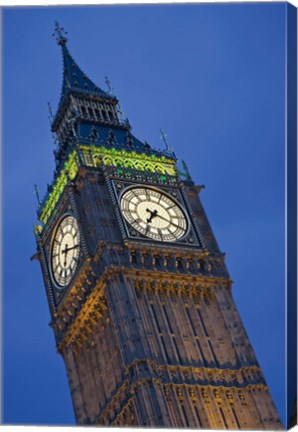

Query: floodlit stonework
[34,23,282,429]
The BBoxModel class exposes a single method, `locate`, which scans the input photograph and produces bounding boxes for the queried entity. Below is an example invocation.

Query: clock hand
[155,213,182,230]
[62,244,80,268]
[64,244,80,253]
[61,244,79,254]
[146,208,158,223]
[61,243,68,267]
[61,243,69,255]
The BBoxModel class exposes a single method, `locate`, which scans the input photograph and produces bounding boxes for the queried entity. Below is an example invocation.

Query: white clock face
[51,215,81,287]
[120,187,188,242]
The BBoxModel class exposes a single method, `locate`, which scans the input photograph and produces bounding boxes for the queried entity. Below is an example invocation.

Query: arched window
[144,162,155,172]
[124,159,134,168]
[103,156,113,166]
[94,157,101,168]
[114,158,123,167]
[134,161,144,171]
[155,164,165,174]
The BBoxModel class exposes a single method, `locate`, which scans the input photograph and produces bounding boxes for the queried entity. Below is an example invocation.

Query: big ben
[33,23,283,429]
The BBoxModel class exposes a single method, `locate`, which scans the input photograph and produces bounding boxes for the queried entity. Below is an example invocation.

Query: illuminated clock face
[120,187,188,242]
[51,215,81,287]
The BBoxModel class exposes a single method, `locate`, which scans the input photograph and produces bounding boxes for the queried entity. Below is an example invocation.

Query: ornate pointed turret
[52,22,128,165]
[50,23,173,170]
[54,22,113,101]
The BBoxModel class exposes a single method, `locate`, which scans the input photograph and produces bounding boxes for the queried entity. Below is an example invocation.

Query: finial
[47,102,58,145]
[160,128,171,151]
[105,76,126,120]
[117,103,126,121]
[34,184,41,207]
[104,76,114,95]
[53,21,68,46]
[180,160,192,181]
[47,102,53,121]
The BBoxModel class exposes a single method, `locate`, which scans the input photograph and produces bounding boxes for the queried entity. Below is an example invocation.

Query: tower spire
[53,21,68,46]
[52,21,113,102]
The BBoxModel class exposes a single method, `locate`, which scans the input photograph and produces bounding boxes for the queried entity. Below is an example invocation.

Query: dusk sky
[3,3,287,426]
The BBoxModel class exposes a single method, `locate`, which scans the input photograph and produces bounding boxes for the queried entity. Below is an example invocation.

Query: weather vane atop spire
[53,21,68,46]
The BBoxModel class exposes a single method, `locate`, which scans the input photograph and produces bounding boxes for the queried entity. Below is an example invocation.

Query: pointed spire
[160,128,173,152]
[53,21,68,46]
[34,184,41,208]
[180,160,192,182]
[53,22,113,100]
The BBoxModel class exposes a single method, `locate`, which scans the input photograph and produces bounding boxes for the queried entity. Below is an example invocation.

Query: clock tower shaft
[33,25,282,429]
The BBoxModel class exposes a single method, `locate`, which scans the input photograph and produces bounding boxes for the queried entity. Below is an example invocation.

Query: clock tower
[33,24,282,429]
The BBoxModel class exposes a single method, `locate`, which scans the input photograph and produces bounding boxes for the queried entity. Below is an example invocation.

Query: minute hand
[155,213,181,230]
[62,244,80,254]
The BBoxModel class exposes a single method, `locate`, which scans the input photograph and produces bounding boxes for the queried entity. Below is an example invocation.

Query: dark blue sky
[3,3,286,426]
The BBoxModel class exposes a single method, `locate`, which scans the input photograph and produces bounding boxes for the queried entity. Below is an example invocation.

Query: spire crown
[53,21,68,46]
[53,22,115,101]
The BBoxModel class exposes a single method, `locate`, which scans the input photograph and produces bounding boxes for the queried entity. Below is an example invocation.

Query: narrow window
[194,405,203,427]
[219,407,228,429]
[172,336,183,363]
[181,404,190,427]
[196,308,209,336]
[208,340,219,367]
[150,304,161,333]
[185,307,197,336]
[162,305,173,333]
[231,406,240,429]
[196,338,207,366]
[160,335,170,363]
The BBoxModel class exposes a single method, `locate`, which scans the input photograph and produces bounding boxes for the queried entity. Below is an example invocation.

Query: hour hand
[61,244,69,255]
[146,208,158,223]
[61,244,79,255]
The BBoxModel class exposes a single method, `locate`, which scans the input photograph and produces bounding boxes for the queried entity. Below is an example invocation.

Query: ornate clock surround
[50,213,81,289]
[38,185,89,308]
[110,178,203,247]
